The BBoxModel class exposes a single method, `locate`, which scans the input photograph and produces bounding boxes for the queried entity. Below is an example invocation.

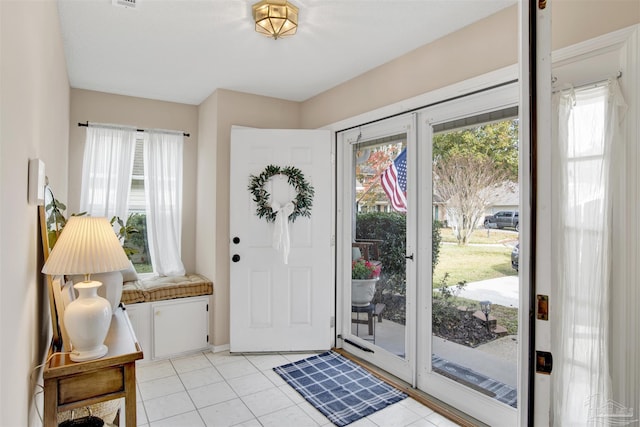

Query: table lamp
[42,216,131,362]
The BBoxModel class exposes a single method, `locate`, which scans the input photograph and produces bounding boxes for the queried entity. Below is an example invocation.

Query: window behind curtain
[551,81,626,426]
[125,136,151,274]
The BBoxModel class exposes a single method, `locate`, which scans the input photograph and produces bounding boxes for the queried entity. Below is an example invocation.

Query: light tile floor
[134,351,463,427]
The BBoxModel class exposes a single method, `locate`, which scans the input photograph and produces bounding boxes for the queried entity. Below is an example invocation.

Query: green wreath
[248,165,315,223]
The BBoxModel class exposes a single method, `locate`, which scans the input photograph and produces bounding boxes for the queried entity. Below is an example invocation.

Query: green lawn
[431,243,519,335]
[440,228,518,245]
[133,263,153,274]
[433,243,515,287]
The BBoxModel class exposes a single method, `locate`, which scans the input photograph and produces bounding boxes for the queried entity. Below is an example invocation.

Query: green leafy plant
[355,213,443,324]
[352,259,381,280]
[44,197,139,261]
[110,214,140,259]
[45,197,86,248]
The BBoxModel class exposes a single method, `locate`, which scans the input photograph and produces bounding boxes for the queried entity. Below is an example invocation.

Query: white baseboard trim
[211,343,230,353]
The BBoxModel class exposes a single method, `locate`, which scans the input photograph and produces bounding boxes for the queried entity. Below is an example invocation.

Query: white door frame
[337,114,417,383]
[416,83,520,427]
[329,63,521,395]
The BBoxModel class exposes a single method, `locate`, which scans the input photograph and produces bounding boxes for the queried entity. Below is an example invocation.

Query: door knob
[233,237,240,244]
[232,254,241,263]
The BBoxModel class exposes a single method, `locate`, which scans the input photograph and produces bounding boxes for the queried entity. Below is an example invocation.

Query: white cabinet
[124,303,151,359]
[153,298,209,358]
[124,295,210,361]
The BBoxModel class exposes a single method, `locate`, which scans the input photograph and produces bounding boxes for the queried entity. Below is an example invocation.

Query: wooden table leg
[124,363,137,427]
[43,378,58,427]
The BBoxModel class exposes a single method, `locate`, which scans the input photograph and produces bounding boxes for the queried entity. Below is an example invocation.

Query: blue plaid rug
[274,351,407,426]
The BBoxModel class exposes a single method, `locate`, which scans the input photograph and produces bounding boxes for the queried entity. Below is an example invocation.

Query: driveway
[449,276,519,307]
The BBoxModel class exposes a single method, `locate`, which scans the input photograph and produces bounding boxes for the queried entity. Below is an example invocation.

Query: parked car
[484,210,519,231]
[511,243,519,272]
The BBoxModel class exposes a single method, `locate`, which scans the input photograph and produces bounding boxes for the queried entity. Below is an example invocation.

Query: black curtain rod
[78,121,190,138]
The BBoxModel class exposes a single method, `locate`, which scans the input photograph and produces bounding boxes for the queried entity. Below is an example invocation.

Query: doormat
[432,355,517,408]
[274,351,407,426]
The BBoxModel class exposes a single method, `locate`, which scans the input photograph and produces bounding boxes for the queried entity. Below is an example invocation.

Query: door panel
[417,85,520,426]
[338,116,416,383]
[230,127,332,352]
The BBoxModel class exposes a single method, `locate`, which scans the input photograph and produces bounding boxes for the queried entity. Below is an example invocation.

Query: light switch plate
[28,158,45,205]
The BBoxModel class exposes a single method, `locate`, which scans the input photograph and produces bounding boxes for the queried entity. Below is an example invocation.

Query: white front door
[229,127,332,352]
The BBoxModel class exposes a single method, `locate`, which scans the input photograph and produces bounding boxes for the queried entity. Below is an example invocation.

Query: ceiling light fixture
[252,0,298,40]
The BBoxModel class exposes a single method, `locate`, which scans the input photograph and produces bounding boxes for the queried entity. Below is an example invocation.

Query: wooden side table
[43,306,143,427]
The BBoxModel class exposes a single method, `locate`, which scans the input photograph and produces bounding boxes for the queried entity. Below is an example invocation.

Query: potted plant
[351,259,381,307]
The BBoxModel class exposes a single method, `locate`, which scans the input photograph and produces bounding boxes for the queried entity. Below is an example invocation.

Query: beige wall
[199,2,640,349]
[0,3,636,424]
[0,1,70,426]
[68,89,199,273]
[552,0,640,50]
[301,1,640,130]
[201,5,520,350]
[198,89,300,346]
[301,6,519,129]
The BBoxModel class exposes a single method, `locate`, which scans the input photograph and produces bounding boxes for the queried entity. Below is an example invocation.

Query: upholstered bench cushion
[121,273,213,305]
[122,279,146,304]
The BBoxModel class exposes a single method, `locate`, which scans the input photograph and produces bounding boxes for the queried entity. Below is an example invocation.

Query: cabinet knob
[232,237,240,244]
[232,254,241,263]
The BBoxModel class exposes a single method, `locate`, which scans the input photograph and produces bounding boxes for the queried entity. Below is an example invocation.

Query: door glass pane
[351,134,407,358]
[431,118,519,407]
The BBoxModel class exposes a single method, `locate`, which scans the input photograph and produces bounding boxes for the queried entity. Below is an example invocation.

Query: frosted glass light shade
[252,0,298,39]
[42,216,130,277]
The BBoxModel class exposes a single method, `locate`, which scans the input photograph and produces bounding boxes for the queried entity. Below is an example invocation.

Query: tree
[355,144,403,210]
[432,120,518,245]
[433,120,518,181]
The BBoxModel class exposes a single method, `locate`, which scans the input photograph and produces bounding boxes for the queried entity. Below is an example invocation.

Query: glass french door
[416,84,520,426]
[338,115,416,383]
[338,83,522,426]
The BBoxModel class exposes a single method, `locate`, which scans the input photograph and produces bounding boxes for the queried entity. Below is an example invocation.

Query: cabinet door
[153,298,209,359]
[125,304,151,360]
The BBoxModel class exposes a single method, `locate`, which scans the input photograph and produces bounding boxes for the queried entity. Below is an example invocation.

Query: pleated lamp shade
[42,216,130,278]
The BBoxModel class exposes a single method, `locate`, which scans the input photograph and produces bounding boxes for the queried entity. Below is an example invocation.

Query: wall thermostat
[28,158,45,205]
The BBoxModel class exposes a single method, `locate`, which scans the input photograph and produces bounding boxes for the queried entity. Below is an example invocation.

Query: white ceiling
[57,0,515,105]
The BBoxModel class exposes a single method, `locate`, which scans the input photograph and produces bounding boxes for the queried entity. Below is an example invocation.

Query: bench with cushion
[121,273,213,361]
[122,273,213,304]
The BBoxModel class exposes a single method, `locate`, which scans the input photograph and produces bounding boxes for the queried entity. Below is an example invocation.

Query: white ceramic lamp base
[64,281,112,362]
[71,344,109,362]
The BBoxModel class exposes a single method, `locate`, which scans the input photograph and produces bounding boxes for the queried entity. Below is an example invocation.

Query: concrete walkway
[358,318,518,389]
[452,276,519,308]
[433,336,518,388]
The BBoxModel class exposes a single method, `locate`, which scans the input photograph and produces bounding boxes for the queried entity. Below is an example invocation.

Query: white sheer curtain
[80,125,137,220]
[551,80,626,426]
[144,130,185,276]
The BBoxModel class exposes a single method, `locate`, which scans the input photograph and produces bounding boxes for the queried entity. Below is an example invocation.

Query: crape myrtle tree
[355,144,403,211]
[433,120,518,245]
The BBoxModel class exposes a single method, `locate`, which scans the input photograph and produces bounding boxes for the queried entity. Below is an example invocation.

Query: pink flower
[352,259,381,280]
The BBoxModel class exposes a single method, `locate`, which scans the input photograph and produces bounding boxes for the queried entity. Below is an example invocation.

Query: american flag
[380,148,407,212]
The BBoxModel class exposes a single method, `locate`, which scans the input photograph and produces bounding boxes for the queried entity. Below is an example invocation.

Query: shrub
[355,213,443,323]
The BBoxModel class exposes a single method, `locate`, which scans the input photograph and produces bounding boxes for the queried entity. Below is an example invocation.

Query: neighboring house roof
[490,181,519,206]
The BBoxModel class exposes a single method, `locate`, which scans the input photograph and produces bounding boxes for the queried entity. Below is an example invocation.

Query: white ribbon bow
[272,201,295,264]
